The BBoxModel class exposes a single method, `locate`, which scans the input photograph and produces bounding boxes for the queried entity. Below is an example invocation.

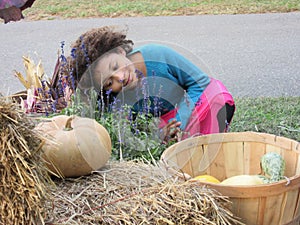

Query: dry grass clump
[45,160,244,225]
[0,94,52,225]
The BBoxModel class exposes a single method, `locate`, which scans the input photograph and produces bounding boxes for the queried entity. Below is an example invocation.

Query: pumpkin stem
[64,117,74,131]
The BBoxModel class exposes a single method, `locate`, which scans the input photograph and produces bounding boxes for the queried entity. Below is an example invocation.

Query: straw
[0,94,52,225]
[44,160,244,225]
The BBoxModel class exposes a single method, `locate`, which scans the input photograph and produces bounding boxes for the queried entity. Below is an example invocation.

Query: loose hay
[0,94,52,225]
[45,160,244,225]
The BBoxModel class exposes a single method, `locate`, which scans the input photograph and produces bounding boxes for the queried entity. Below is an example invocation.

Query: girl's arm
[162,46,210,130]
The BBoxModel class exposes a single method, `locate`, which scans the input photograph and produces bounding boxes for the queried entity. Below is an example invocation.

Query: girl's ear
[116,46,126,56]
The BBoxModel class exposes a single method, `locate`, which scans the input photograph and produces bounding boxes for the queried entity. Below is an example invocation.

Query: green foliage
[98,1,199,14]
[98,109,167,161]
[231,97,300,142]
[23,0,300,21]
[61,88,170,161]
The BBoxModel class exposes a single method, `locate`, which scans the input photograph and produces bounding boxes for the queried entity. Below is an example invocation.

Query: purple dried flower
[69,69,76,91]
[60,41,65,52]
[60,54,67,65]
[80,36,90,66]
[135,68,144,78]
[195,100,202,106]
[71,47,77,59]
[106,88,112,95]
[52,99,57,112]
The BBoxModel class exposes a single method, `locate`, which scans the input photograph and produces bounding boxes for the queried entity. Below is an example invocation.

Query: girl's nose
[114,71,125,83]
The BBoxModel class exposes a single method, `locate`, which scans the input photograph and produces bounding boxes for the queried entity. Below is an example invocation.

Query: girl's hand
[161,120,182,144]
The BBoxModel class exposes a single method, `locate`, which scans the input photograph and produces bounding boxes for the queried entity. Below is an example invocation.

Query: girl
[66,26,235,143]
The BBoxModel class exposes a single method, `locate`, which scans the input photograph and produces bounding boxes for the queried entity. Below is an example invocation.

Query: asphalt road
[0,12,299,97]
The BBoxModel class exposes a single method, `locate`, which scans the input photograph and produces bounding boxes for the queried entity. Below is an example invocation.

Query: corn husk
[14,55,71,114]
[0,94,53,225]
[14,56,46,90]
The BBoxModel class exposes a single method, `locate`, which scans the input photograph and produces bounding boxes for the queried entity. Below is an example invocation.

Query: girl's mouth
[124,73,130,86]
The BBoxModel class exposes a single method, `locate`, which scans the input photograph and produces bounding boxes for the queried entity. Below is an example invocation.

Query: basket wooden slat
[161,132,300,225]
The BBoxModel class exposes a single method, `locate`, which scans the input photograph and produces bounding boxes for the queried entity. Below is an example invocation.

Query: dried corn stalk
[0,94,53,225]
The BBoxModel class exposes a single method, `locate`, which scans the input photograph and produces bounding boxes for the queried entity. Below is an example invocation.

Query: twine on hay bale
[0,94,52,225]
[45,160,244,225]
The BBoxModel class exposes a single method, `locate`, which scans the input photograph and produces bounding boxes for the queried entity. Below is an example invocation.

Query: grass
[22,0,300,21]
[231,97,300,142]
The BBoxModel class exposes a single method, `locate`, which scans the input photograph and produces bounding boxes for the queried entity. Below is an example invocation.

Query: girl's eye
[104,79,112,89]
[112,62,118,71]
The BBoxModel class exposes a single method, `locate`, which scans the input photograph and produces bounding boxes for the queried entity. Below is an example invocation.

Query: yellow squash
[190,175,221,184]
[220,175,264,186]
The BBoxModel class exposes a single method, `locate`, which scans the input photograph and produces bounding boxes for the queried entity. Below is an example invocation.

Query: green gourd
[260,152,286,184]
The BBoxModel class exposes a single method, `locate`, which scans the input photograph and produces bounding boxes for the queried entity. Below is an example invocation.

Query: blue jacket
[125,43,210,129]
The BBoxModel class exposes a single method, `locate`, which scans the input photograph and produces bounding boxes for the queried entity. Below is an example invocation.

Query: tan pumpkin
[36,115,111,177]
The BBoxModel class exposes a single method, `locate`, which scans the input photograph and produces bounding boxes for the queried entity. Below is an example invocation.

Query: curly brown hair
[68,25,134,83]
[50,26,134,109]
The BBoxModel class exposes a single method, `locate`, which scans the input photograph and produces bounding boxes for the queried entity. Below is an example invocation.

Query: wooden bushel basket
[160,132,300,225]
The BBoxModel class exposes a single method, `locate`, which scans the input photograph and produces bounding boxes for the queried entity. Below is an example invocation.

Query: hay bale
[0,95,52,225]
[45,160,244,224]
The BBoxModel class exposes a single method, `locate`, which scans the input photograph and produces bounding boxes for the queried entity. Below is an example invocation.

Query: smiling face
[93,49,138,93]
